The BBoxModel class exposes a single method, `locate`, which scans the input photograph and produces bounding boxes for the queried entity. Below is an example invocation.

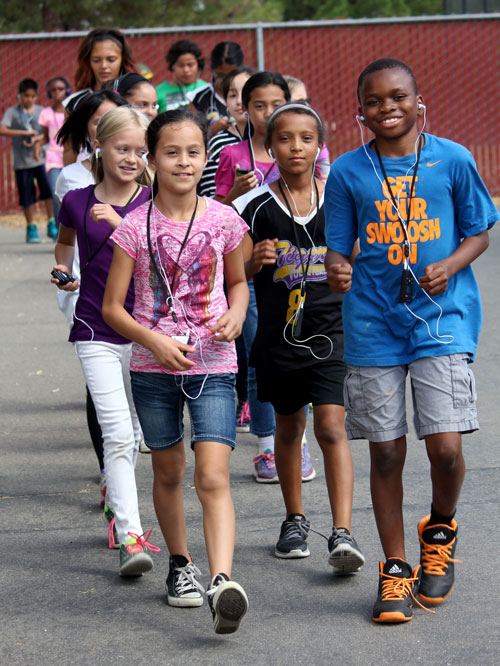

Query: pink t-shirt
[214,140,280,198]
[38,106,65,171]
[112,198,248,375]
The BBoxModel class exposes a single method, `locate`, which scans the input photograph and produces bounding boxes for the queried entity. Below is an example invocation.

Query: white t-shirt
[55,161,95,325]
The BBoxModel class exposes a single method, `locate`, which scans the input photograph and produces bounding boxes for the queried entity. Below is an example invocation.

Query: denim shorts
[130,371,236,450]
[344,354,478,442]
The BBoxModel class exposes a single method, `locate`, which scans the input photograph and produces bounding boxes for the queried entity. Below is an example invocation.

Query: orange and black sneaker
[372,558,434,623]
[418,515,461,605]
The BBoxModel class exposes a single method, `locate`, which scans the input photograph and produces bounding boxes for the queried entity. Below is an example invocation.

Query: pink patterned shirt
[112,197,248,375]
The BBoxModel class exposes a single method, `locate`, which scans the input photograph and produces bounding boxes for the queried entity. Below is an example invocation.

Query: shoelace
[253,452,276,469]
[421,540,462,575]
[174,562,205,594]
[281,518,310,541]
[124,528,161,555]
[241,401,251,423]
[206,574,227,599]
[380,571,435,614]
[108,517,116,549]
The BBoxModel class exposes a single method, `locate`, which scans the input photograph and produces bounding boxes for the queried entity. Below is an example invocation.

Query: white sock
[258,435,274,455]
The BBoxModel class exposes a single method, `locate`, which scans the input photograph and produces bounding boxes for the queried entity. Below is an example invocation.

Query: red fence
[1,17,499,213]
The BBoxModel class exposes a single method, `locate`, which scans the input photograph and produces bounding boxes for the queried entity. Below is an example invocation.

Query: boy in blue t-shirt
[324,58,498,624]
[0,78,55,243]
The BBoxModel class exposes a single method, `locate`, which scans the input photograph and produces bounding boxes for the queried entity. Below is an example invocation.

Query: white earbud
[418,103,425,110]
[95,147,101,158]
[356,115,365,121]
[268,148,274,160]
[315,147,320,158]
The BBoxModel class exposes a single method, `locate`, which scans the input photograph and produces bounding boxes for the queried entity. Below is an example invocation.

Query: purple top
[58,184,151,344]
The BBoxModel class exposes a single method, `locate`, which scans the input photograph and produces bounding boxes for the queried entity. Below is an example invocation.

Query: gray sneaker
[327,527,365,572]
[275,513,310,559]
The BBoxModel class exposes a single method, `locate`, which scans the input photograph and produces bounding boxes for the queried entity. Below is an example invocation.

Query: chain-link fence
[1,15,499,213]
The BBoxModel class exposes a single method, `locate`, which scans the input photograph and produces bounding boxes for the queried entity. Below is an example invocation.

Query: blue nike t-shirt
[325,134,498,365]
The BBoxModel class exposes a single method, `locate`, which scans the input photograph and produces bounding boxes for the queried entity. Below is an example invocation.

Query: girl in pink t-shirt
[103,109,249,634]
[214,71,290,206]
[36,76,70,235]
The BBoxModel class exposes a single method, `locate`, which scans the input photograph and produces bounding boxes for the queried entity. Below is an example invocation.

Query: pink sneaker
[253,452,279,483]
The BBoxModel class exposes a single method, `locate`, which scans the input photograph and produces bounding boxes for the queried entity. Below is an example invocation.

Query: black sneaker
[418,515,460,605]
[207,573,248,634]
[372,559,423,623]
[327,527,365,573]
[274,513,310,559]
[166,555,204,607]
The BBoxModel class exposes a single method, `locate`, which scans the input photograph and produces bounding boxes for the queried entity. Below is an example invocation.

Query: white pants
[75,340,143,543]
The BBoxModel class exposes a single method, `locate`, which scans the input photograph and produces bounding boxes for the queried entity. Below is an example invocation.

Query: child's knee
[313,416,347,448]
[427,435,463,474]
[194,466,229,494]
[370,441,405,477]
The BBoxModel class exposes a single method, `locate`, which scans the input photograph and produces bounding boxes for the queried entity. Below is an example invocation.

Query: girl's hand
[90,203,123,230]
[419,262,449,295]
[149,334,196,371]
[210,307,246,342]
[50,264,80,291]
[229,165,259,199]
[252,238,278,271]
[327,262,352,293]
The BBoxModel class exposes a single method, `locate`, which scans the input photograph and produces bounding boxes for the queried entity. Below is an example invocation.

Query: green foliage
[0,0,445,32]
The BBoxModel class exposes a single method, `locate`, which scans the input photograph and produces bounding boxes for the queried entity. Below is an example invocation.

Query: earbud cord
[355,112,453,345]
[248,117,275,184]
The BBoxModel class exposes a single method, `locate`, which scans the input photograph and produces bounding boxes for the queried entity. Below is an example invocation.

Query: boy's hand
[149,335,196,371]
[419,262,449,295]
[210,307,246,342]
[90,203,122,230]
[327,262,352,293]
[252,238,278,270]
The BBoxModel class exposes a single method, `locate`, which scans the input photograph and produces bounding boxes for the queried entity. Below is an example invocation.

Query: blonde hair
[283,75,307,99]
[91,106,151,185]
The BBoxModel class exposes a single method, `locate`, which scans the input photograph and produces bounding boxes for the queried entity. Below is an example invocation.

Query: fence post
[256,22,265,70]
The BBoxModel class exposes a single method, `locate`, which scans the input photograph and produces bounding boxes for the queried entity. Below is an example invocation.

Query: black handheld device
[235,168,251,177]
[51,269,76,285]
[399,267,413,303]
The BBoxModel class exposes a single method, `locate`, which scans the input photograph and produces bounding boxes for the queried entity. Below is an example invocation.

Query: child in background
[325,58,498,623]
[215,72,291,481]
[112,72,159,122]
[102,109,249,634]
[0,78,55,243]
[52,106,155,577]
[214,71,289,207]
[189,41,244,137]
[156,39,208,113]
[238,103,364,570]
[36,77,70,231]
[198,66,255,197]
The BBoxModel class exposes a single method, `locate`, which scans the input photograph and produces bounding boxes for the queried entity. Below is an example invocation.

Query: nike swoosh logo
[426,161,441,167]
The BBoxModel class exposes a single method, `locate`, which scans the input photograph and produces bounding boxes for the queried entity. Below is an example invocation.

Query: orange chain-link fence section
[1,17,499,213]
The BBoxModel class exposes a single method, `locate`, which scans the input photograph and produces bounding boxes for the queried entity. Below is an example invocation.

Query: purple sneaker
[253,452,279,483]
[301,438,316,482]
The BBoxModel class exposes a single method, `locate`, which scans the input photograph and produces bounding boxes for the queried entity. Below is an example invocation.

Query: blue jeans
[242,281,276,438]
[131,371,237,450]
[47,167,62,221]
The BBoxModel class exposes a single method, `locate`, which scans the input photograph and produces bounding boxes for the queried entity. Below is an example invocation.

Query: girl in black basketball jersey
[236,102,365,571]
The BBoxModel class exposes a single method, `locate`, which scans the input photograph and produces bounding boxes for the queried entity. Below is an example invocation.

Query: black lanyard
[374,135,423,249]
[82,184,140,273]
[146,196,199,323]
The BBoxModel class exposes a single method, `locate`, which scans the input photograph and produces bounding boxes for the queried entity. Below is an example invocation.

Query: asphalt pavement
[1,222,499,665]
